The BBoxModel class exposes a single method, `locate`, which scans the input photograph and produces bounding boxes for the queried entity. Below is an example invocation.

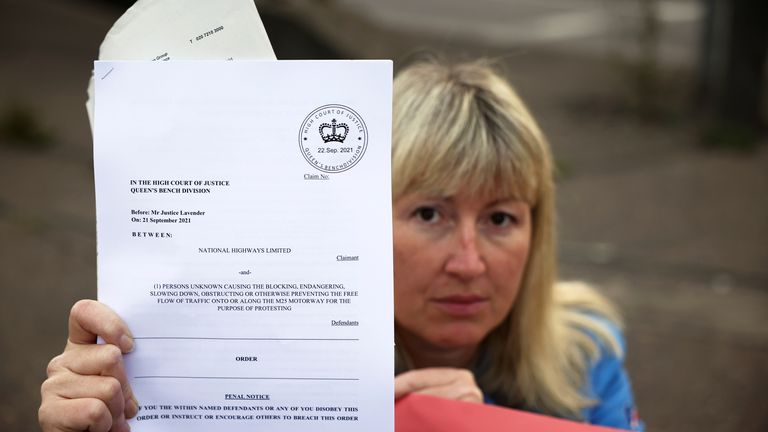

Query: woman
[39,61,642,431]
[389,61,641,429]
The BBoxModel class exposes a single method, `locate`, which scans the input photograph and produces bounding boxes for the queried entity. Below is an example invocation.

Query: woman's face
[393,189,532,354]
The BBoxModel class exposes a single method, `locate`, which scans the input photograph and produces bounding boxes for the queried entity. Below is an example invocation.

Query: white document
[87,0,276,127]
[93,60,393,431]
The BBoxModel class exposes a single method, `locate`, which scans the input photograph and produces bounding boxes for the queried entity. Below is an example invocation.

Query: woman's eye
[414,206,441,223]
[489,212,516,227]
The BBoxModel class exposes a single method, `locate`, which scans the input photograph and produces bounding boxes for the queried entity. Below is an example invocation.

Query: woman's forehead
[400,177,535,204]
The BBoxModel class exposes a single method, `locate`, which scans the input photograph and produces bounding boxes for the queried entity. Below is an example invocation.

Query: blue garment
[581,324,644,431]
[479,322,644,431]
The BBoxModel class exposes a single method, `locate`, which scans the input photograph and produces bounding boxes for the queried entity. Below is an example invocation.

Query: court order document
[93,60,393,431]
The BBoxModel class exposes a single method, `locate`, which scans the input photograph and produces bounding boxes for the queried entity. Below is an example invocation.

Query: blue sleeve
[583,327,644,431]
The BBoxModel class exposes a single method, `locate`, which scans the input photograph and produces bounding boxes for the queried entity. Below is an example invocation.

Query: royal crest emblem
[319,119,349,143]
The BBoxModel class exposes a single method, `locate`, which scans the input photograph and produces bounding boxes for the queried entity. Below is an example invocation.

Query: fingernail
[120,334,135,353]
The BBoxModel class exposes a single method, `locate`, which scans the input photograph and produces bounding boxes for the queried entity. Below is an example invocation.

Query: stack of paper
[87,0,276,127]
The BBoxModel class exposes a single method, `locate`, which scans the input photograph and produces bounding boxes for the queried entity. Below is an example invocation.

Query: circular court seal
[299,104,368,173]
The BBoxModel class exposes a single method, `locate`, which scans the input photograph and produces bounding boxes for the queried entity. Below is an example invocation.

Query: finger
[394,368,464,398]
[394,369,444,398]
[39,398,116,432]
[68,300,134,353]
[410,382,484,403]
[48,344,138,418]
[42,373,126,423]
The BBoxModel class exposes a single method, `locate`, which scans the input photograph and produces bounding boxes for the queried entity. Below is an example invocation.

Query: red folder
[396,394,623,432]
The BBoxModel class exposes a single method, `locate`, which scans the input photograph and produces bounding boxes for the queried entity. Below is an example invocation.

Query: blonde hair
[392,60,622,419]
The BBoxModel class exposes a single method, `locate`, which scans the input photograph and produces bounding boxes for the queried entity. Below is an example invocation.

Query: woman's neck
[396,328,478,370]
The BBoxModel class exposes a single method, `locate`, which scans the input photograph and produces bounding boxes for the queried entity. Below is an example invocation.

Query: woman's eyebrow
[487,197,522,206]
[418,195,451,203]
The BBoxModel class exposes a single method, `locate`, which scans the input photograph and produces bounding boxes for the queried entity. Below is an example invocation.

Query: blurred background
[1,0,766,430]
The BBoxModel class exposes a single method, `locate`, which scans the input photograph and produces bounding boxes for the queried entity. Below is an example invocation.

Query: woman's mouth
[431,295,489,316]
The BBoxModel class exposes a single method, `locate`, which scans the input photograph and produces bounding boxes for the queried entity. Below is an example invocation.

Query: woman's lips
[431,295,489,316]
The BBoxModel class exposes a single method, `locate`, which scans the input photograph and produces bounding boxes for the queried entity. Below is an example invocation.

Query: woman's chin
[429,326,488,350]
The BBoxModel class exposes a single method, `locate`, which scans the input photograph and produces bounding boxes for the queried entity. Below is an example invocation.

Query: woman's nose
[444,222,486,279]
